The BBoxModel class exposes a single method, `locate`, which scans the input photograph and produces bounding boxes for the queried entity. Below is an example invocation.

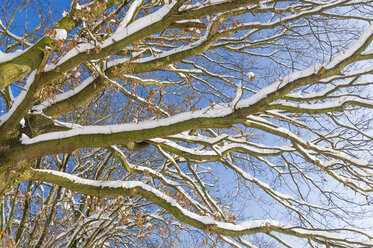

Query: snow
[132,37,204,65]
[286,77,355,99]
[22,102,234,145]
[175,19,203,24]
[45,43,94,71]
[41,0,174,71]
[110,145,126,158]
[134,164,209,211]
[34,168,217,225]
[51,29,67,40]
[20,118,25,128]
[53,119,82,129]
[166,68,203,74]
[103,1,177,48]
[0,49,28,64]
[0,20,33,48]
[21,58,370,147]
[30,168,373,246]
[106,57,131,68]
[326,24,373,69]
[237,63,322,109]
[230,81,243,109]
[32,76,95,112]
[179,0,242,11]
[20,133,30,142]
[116,0,143,31]
[0,70,36,126]
[274,96,373,111]
[247,113,371,173]
[118,74,180,86]
[246,71,255,81]
[152,137,283,158]
[169,133,231,144]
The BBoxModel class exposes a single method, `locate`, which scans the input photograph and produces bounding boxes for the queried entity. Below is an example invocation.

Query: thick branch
[20,169,373,247]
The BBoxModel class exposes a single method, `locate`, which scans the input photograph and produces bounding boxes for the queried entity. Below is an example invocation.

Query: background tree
[1,0,373,247]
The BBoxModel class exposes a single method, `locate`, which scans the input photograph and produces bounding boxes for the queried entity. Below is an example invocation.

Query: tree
[0,0,373,246]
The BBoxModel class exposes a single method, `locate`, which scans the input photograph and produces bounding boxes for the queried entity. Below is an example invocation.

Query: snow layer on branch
[175,19,203,24]
[0,70,36,125]
[104,1,176,48]
[45,43,95,71]
[22,61,324,145]
[179,0,247,12]
[116,0,143,32]
[32,169,373,247]
[47,1,176,71]
[0,49,28,64]
[151,138,285,157]
[22,103,234,145]
[20,133,30,142]
[326,24,373,69]
[275,96,373,110]
[51,29,67,40]
[20,118,25,128]
[230,81,243,109]
[286,77,356,99]
[237,63,322,109]
[134,39,204,64]
[33,169,214,225]
[20,28,373,149]
[32,76,95,112]
[33,169,288,229]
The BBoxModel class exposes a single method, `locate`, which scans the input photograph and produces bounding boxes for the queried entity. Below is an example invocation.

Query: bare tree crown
[0,0,373,247]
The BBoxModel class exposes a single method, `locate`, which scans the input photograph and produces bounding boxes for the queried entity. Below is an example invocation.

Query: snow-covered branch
[22,169,373,247]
